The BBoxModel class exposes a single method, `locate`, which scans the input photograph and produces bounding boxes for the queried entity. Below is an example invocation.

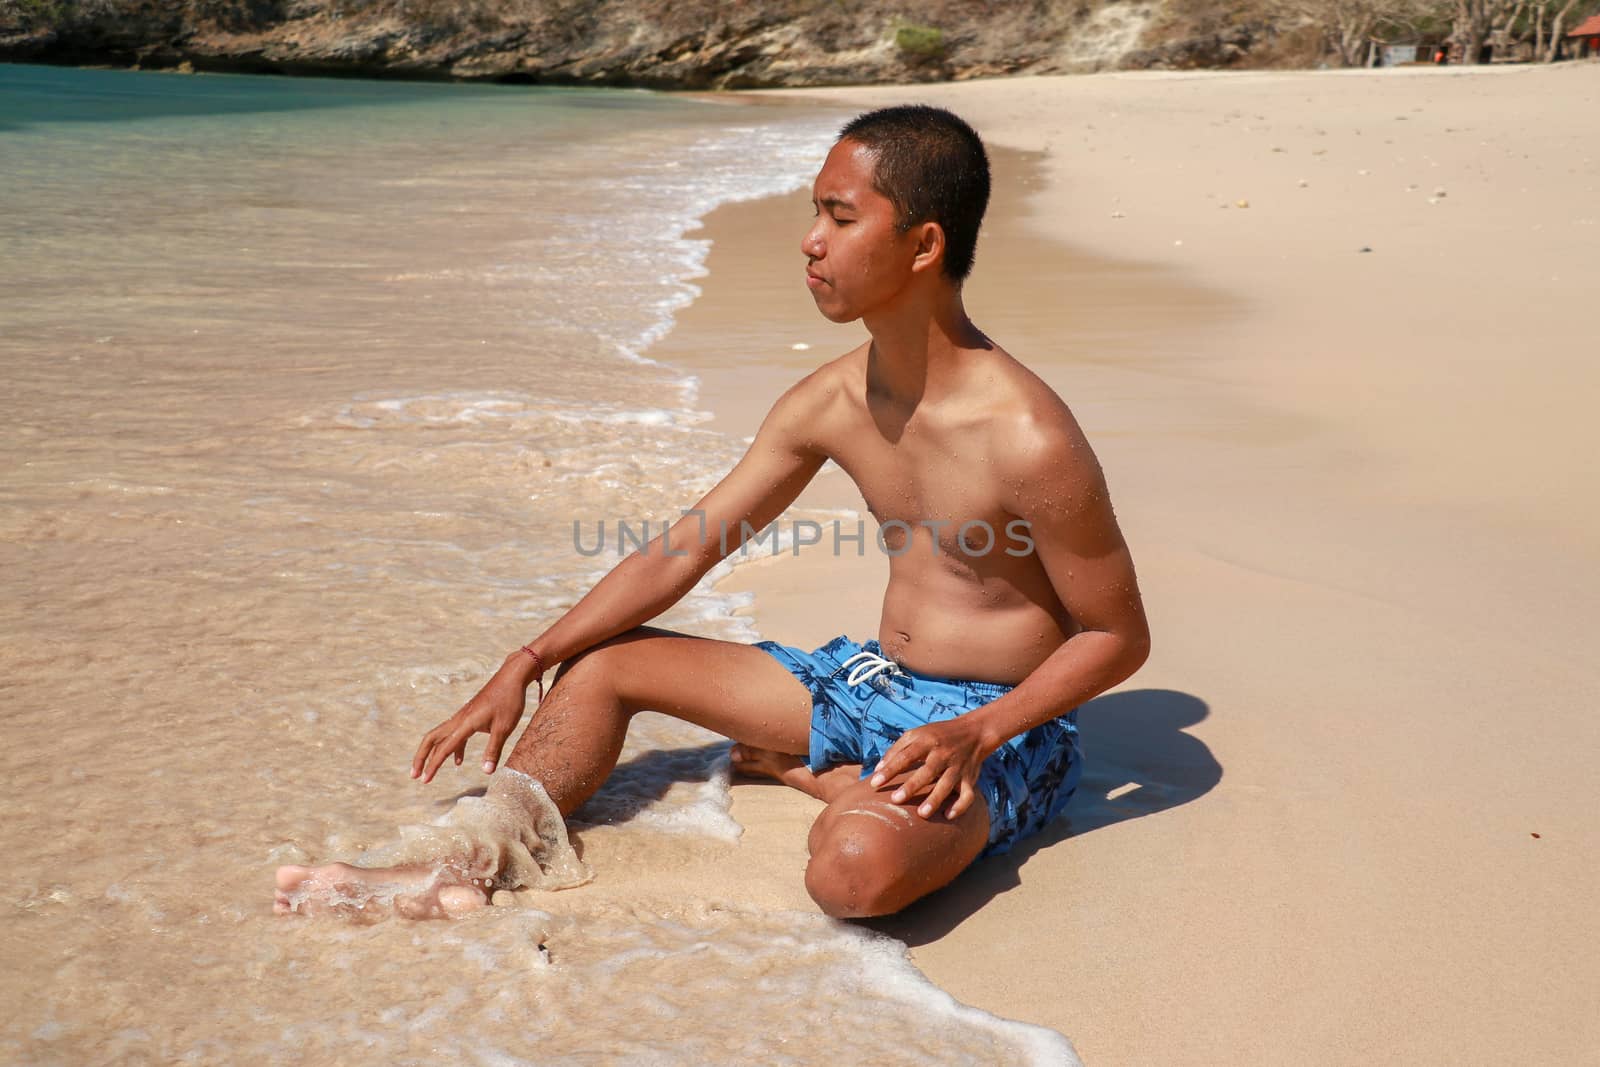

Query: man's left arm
[871,411,1150,819]
[964,415,1151,746]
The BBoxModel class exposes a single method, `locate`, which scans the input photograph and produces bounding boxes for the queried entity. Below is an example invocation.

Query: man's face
[801,139,923,323]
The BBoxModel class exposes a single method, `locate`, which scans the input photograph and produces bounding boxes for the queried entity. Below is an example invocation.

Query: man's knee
[804,813,907,919]
[550,628,650,689]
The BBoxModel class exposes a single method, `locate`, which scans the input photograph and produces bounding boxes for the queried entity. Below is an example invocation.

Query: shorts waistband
[822,636,1016,698]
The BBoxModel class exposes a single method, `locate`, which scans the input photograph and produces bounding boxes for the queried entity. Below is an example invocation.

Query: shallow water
[0,65,1078,1063]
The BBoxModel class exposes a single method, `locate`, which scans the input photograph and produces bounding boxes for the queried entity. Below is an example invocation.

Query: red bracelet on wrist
[519,645,546,703]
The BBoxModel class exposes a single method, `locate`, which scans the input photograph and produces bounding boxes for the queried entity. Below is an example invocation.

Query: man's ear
[909,221,946,276]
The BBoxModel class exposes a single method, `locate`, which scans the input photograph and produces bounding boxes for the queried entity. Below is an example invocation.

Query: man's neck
[862,285,987,410]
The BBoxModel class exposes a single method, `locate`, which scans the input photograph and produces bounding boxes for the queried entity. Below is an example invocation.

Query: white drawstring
[840,650,905,688]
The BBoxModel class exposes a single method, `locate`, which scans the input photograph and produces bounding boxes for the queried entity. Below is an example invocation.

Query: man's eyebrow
[813,196,857,212]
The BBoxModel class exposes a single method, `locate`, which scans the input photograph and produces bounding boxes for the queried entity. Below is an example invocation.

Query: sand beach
[669,65,1600,1065]
[2,60,1596,1065]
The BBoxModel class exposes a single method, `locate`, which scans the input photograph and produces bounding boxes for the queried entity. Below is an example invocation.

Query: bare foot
[274,862,489,921]
[729,743,808,783]
[729,745,860,803]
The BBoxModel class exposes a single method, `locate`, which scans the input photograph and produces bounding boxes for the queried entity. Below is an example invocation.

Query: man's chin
[810,295,861,325]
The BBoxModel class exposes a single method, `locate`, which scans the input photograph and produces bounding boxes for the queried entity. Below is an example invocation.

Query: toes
[275,865,310,892]
[438,884,488,917]
[273,862,494,921]
[395,894,435,921]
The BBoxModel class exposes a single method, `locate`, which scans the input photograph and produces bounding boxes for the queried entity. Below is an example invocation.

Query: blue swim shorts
[753,634,1083,858]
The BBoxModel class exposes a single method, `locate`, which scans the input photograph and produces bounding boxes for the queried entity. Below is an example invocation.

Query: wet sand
[662,66,1600,1065]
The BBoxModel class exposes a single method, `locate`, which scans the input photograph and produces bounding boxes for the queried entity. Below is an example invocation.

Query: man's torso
[804,342,1086,685]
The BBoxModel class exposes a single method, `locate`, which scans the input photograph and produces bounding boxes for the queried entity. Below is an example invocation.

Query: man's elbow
[1119,623,1152,676]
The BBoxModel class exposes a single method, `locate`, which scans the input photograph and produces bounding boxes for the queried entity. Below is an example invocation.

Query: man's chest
[827,429,1015,549]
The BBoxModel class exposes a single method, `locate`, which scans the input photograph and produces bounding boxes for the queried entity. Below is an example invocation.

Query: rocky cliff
[0,0,1286,85]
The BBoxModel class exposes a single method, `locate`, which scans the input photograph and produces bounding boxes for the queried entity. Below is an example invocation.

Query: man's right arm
[412,370,838,781]
[502,371,834,686]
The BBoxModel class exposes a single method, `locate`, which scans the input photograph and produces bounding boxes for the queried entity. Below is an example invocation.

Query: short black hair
[837,105,990,283]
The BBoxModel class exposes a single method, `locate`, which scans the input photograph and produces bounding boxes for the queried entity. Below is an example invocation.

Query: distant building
[1370,40,1452,66]
[1569,14,1600,59]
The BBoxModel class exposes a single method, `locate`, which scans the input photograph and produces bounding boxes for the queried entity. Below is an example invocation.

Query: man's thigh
[805,771,991,917]
[565,625,813,756]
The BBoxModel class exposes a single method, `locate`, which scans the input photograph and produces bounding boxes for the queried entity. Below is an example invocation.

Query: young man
[276,105,1149,920]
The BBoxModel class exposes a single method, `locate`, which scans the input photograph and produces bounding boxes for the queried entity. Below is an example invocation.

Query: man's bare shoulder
[765,343,869,430]
[799,342,870,398]
[982,350,1106,505]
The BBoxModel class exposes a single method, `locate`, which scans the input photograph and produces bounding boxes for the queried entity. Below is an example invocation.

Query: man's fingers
[870,733,926,787]
[947,780,977,820]
[423,728,470,783]
[918,767,962,819]
[412,727,446,779]
[889,758,943,806]
[482,729,508,774]
[869,745,906,787]
[424,743,455,782]
[412,714,462,778]
[413,702,475,778]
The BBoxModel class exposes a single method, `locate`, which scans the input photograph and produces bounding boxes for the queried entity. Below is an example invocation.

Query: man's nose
[801,222,824,260]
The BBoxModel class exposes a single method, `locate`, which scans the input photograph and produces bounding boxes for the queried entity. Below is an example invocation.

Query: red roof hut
[1569,14,1600,58]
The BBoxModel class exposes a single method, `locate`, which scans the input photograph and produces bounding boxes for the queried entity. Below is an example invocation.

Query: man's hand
[410,656,530,784]
[869,716,999,820]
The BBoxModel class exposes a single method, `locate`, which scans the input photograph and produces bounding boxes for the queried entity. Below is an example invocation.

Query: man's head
[835,105,990,283]
[802,106,990,323]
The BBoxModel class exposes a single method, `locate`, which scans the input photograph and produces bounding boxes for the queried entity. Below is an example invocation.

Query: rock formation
[0,0,1286,85]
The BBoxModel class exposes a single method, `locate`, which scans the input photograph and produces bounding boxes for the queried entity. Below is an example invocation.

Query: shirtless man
[275,105,1149,920]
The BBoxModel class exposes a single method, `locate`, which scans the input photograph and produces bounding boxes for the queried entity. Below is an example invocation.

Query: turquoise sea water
[0,63,1079,1065]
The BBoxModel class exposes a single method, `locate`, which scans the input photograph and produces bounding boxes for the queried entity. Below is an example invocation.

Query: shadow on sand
[568,742,732,831]
[442,744,731,821]
[437,741,732,862]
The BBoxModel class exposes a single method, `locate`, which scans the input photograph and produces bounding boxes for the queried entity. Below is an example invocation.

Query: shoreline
[658,67,1599,1065]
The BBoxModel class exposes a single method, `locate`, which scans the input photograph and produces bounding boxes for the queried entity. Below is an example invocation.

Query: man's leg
[502,625,812,814]
[729,746,863,802]
[802,773,991,919]
[276,626,812,917]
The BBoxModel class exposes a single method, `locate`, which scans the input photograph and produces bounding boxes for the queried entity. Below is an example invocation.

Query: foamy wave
[322,391,708,433]
[572,714,742,842]
[543,115,837,376]
[352,770,591,894]
[842,929,1083,1065]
